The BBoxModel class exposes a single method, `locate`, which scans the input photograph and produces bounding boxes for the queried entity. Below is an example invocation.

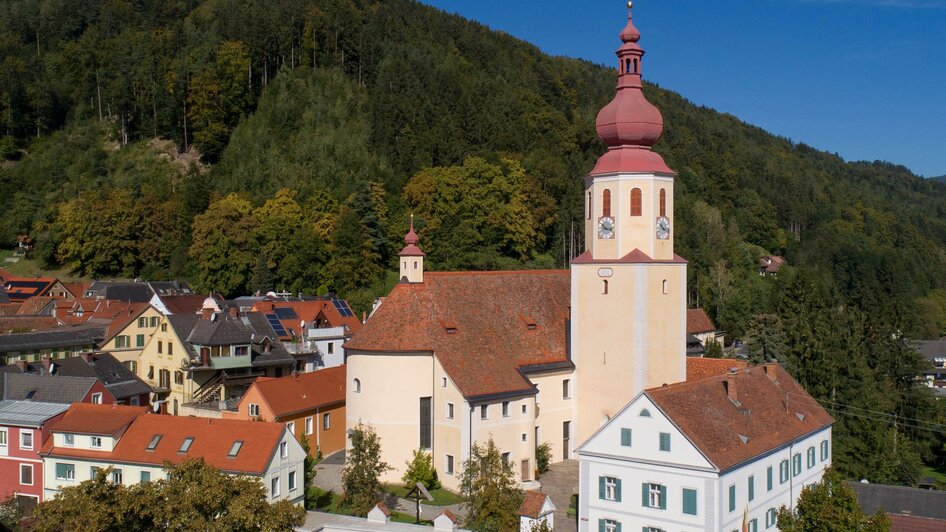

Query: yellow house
[99,304,164,369]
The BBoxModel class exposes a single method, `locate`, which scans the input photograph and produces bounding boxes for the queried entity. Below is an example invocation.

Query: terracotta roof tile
[0,316,62,334]
[345,271,570,398]
[249,365,346,419]
[888,514,946,532]
[519,491,549,518]
[250,299,362,339]
[646,364,833,471]
[686,358,747,381]
[686,308,715,334]
[49,403,147,437]
[159,294,208,315]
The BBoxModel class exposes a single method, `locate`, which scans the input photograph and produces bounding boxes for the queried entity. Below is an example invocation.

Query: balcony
[307,326,347,340]
[208,353,253,370]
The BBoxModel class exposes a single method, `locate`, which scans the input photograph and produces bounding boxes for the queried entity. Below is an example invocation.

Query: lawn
[385,484,462,506]
[922,466,946,485]
[0,249,87,281]
[306,487,435,526]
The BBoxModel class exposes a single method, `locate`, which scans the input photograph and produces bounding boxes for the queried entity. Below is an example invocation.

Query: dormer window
[441,319,458,335]
[522,316,538,331]
[235,345,249,357]
[178,436,194,453]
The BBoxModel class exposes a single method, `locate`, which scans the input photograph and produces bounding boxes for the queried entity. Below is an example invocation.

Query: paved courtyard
[538,460,579,532]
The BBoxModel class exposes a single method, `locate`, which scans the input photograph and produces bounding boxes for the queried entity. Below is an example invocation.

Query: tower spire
[398,215,425,283]
[589,2,674,176]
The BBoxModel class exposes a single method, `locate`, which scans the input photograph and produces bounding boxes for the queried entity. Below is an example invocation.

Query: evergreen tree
[744,313,788,365]
[459,438,524,532]
[342,424,391,517]
[402,448,440,491]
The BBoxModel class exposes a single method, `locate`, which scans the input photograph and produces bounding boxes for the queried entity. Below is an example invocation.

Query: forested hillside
[2,0,946,485]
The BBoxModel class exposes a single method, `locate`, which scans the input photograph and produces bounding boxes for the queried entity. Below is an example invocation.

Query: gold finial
[627,1,633,9]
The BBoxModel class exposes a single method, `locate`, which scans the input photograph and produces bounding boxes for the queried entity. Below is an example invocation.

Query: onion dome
[398,215,425,257]
[590,3,674,176]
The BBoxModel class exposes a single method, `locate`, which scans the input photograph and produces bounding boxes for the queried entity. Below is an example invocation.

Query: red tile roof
[3,277,58,302]
[519,491,551,518]
[345,271,570,398]
[49,403,148,437]
[646,364,833,472]
[160,294,208,315]
[250,299,362,340]
[572,249,687,264]
[686,308,715,334]
[0,316,62,334]
[888,515,946,532]
[249,365,346,419]
[686,358,747,381]
[760,256,786,274]
[97,302,153,342]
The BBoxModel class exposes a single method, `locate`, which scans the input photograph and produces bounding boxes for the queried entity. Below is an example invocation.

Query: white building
[577,364,833,532]
[41,403,306,505]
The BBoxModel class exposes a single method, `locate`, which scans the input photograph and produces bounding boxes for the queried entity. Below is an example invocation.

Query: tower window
[633,58,639,73]
[602,280,609,295]
[353,378,361,393]
[659,188,667,217]
[602,189,611,217]
[625,58,631,74]
[413,261,418,269]
[403,261,407,269]
[587,191,592,220]
[631,188,642,216]
[662,280,669,294]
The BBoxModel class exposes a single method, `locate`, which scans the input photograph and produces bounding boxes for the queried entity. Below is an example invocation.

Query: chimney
[228,307,239,319]
[362,311,367,323]
[15,359,27,371]
[201,308,213,320]
[763,363,778,381]
[82,352,95,363]
[723,368,739,404]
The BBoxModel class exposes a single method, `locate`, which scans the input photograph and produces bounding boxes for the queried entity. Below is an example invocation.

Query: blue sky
[419,0,946,177]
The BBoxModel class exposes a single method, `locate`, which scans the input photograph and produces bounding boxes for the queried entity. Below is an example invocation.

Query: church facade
[344,5,689,491]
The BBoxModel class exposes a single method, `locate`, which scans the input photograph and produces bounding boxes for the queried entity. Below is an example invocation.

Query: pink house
[0,400,70,509]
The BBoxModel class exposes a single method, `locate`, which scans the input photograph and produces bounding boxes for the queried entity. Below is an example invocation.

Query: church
[345,5,699,491]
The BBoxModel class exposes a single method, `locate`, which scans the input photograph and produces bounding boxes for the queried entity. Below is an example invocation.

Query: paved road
[538,460,579,532]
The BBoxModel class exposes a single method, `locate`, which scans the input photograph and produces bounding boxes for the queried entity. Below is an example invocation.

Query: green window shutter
[659,484,667,510]
[748,475,754,501]
[614,522,621,532]
[728,484,736,512]
[642,482,650,507]
[136,334,145,347]
[659,432,670,451]
[682,488,697,515]
[621,428,632,446]
[615,479,622,502]
[767,466,773,491]
[599,476,606,500]
[55,463,64,478]
[599,519,606,532]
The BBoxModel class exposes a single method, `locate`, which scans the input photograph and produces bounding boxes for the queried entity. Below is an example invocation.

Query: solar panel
[273,307,298,320]
[333,299,354,317]
[265,314,288,336]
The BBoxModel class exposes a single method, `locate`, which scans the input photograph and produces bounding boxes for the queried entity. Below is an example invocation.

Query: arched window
[353,378,361,393]
[659,189,667,217]
[630,188,642,216]
[602,189,611,217]
[602,280,609,295]
[639,408,651,417]
[587,191,592,220]
[413,261,418,270]
[402,261,407,270]
[662,279,669,295]
[625,58,631,74]
[633,58,639,73]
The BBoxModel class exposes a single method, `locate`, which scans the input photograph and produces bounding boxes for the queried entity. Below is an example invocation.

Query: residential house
[0,324,106,365]
[1,372,115,405]
[577,364,833,532]
[10,353,151,406]
[250,298,362,370]
[686,308,719,349]
[98,303,163,367]
[685,358,747,382]
[0,400,71,508]
[519,491,555,532]
[224,365,346,457]
[151,293,207,315]
[759,256,786,276]
[300,503,465,531]
[849,481,946,531]
[3,277,74,303]
[41,403,305,505]
[81,280,192,302]
[914,340,946,397]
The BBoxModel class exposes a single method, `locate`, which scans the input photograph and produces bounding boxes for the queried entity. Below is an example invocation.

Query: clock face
[656,216,671,240]
[598,217,615,239]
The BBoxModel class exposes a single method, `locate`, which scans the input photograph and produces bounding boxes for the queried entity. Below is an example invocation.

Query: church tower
[399,215,425,284]
[573,4,686,447]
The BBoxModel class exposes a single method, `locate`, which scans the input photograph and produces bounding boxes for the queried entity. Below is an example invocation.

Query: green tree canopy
[459,437,524,532]
[777,468,890,532]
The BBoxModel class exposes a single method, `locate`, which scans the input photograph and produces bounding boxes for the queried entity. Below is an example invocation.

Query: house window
[446,455,455,475]
[112,469,123,484]
[502,401,510,417]
[92,393,103,404]
[138,317,148,328]
[150,316,159,327]
[141,471,151,482]
[728,484,736,512]
[305,417,313,435]
[327,342,334,354]
[767,466,773,491]
[287,422,295,435]
[748,475,755,501]
[159,370,170,389]
[168,343,173,356]
[749,518,758,532]
[0,429,6,448]
[521,404,527,414]
[115,336,129,348]
[481,405,488,420]
[447,403,454,419]
[820,440,829,461]
[55,463,75,481]
[779,460,789,483]
[353,378,361,393]
[157,341,162,354]
[234,345,249,356]
[602,279,609,294]
[228,441,243,457]
[136,334,145,347]
[659,432,670,452]
[659,188,667,217]
[146,434,162,451]
[20,430,33,450]
[323,413,331,431]
[662,280,668,294]
[682,488,697,515]
[148,365,154,379]
[807,446,816,468]
[441,376,447,388]
[179,437,194,453]
[20,464,33,485]
[587,191,592,219]
[174,371,184,385]
[90,436,102,449]
[645,483,666,509]
[792,453,802,476]
[599,476,621,501]
[563,379,571,399]
[160,323,167,332]
[639,408,651,417]
[602,189,612,217]
[522,433,527,442]
[620,428,632,447]
[419,397,430,448]
[599,520,620,532]
[501,452,510,466]
[765,508,777,528]
[271,476,280,497]
[631,188,642,216]
[64,434,75,446]
[249,404,260,417]
[280,441,288,458]
[289,471,297,491]
[124,360,137,373]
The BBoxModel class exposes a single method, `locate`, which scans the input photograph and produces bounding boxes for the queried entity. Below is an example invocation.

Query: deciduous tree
[459,438,523,532]
[342,423,391,516]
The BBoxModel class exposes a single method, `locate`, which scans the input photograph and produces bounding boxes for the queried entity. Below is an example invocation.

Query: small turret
[398,215,425,284]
